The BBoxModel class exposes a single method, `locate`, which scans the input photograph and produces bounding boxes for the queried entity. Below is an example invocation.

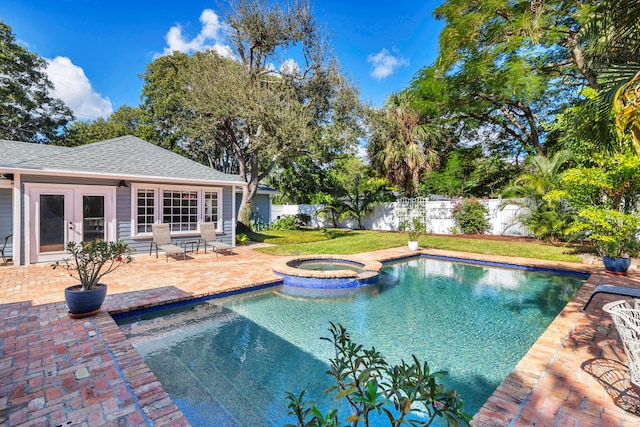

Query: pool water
[293,259,364,273]
[117,257,585,426]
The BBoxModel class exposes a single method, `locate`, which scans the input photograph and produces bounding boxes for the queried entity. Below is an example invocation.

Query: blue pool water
[292,259,364,272]
[117,257,585,426]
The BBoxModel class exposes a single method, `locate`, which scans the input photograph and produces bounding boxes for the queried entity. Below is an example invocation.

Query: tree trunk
[565,30,601,91]
[237,178,258,234]
[236,148,272,233]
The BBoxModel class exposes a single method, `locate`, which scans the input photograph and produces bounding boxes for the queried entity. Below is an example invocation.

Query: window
[163,190,198,232]
[132,185,223,236]
[136,189,155,234]
[204,191,219,226]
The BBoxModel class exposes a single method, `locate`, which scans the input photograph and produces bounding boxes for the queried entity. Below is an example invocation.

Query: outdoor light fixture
[117,180,129,188]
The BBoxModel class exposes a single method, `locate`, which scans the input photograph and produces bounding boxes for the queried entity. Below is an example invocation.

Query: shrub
[236,233,249,245]
[270,214,310,230]
[285,323,471,427]
[521,199,574,243]
[452,198,490,234]
[295,213,311,225]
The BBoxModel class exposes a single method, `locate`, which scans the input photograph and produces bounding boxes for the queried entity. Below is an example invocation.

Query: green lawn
[247,228,585,263]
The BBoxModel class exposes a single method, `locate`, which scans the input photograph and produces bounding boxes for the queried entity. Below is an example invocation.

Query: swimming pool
[117,257,585,426]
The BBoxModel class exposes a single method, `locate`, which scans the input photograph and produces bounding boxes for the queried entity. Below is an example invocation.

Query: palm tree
[314,193,344,228]
[508,151,572,196]
[502,150,573,242]
[339,175,389,230]
[367,92,442,195]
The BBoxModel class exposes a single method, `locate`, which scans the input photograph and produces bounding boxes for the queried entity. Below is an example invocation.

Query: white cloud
[45,56,113,120]
[280,58,300,76]
[367,48,409,80]
[160,9,234,58]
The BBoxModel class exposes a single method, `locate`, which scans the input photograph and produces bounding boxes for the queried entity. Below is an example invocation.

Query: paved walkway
[0,245,639,426]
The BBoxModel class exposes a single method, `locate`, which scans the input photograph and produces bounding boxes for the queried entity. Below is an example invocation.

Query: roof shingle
[0,136,244,185]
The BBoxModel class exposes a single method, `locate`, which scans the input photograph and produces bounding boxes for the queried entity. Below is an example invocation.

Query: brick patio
[1,244,640,426]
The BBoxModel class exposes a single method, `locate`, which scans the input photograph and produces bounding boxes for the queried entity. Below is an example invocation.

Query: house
[0,135,246,265]
[235,183,278,229]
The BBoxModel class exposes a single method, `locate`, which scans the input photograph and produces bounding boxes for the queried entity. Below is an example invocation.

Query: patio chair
[1,233,11,266]
[198,222,233,256]
[149,224,186,262]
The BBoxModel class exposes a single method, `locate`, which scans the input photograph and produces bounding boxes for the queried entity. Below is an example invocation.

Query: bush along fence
[271,197,531,236]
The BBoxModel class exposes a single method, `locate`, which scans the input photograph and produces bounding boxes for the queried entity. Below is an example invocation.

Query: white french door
[27,185,116,263]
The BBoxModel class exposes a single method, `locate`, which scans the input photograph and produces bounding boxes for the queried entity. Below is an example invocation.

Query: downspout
[12,174,21,265]
[269,193,273,225]
[231,185,236,247]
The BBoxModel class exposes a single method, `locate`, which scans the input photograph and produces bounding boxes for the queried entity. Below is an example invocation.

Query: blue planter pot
[65,284,107,317]
[603,256,631,275]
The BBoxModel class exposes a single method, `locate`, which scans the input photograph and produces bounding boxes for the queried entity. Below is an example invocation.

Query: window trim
[131,184,223,237]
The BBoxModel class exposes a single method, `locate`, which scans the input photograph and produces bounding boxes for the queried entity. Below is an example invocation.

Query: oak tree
[183,0,359,230]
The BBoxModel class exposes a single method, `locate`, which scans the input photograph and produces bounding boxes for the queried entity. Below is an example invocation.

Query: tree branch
[564,30,601,90]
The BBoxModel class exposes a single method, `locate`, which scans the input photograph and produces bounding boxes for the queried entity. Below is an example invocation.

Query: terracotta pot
[603,256,631,275]
[65,284,107,318]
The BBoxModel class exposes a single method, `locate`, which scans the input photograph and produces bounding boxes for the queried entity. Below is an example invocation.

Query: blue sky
[4,0,444,120]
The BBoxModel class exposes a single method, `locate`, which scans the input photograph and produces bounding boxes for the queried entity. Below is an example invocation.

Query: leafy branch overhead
[0,20,74,143]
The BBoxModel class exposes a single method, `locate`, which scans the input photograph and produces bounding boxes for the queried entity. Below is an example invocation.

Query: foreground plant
[285,323,471,427]
[53,240,133,290]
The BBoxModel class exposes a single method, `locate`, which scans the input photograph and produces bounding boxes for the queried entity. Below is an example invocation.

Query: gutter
[0,167,247,188]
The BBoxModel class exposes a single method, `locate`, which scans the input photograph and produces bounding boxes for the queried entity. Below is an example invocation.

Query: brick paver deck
[1,244,639,426]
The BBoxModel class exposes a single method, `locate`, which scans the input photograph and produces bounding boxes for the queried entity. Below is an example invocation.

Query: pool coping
[272,254,382,278]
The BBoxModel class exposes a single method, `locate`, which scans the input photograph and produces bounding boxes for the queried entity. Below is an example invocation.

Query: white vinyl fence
[271,198,531,236]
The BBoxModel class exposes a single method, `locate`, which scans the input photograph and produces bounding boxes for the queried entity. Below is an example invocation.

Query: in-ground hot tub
[272,255,382,289]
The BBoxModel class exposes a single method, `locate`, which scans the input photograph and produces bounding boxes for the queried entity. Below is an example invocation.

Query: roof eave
[0,166,248,187]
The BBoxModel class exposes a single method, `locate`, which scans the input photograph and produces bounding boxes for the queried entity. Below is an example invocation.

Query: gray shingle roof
[0,140,69,165]
[0,136,244,185]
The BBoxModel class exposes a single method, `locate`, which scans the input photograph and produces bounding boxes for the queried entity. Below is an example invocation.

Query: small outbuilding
[0,135,246,265]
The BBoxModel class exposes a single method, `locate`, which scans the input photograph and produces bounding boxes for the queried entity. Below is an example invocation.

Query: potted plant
[567,207,640,274]
[53,240,133,318]
[400,216,427,251]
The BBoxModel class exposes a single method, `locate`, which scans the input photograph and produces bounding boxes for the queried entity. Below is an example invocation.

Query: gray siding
[116,186,136,249]
[253,194,271,225]
[220,187,234,245]
[235,193,271,226]
[0,189,12,260]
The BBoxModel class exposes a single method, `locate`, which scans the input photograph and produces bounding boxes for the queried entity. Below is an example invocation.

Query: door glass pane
[83,195,105,241]
[40,195,65,253]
